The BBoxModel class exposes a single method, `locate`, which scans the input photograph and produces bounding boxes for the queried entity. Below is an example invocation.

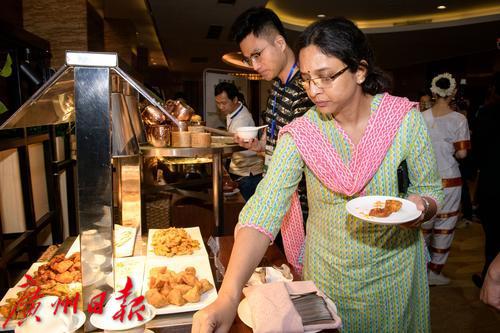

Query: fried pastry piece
[173,284,192,294]
[52,260,74,273]
[55,271,74,283]
[182,285,201,303]
[181,273,197,287]
[368,208,391,217]
[167,289,187,306]
[199,279,214,293]
[184,267,196,276]
[0,304,11,318]
[386,199,402,212]
[369,199,402,217]
[146,289,169,308]
[68,252,80,263]
[160,285,172,297]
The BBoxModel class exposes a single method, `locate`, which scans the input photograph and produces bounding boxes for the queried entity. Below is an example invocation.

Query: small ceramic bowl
[236,126,258,141]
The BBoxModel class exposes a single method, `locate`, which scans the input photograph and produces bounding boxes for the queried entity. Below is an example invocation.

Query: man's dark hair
[214,81,239,100]
[230,7,287,44]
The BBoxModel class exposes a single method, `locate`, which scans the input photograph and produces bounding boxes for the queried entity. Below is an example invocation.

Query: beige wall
[23,0,88,68]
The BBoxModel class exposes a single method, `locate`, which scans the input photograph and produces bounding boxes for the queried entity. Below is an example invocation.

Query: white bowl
[236,126,259,141]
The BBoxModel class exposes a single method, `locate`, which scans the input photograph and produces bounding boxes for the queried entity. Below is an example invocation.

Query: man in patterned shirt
[230,7,313,248]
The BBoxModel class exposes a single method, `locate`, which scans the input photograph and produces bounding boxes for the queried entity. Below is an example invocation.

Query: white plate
[142,256,218,315]
[66,236,80,258]
[223,188,240,197]
[346,195,421,225]
[0,286,24,331]
[0,295,85,333]
[238,298,322,332]
[90,302,156,331]
[146,227,208,258]
[246,267,293,286]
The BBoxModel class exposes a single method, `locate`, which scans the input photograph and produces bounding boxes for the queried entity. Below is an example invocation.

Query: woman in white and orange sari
[422,72,471,286]
[192,18,443,333]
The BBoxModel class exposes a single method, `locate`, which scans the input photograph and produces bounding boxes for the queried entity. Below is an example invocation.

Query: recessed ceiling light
[437,5,446,10]
[317,14,326,18]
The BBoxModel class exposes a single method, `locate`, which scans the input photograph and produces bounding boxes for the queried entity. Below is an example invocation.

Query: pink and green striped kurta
[238,94,444,332]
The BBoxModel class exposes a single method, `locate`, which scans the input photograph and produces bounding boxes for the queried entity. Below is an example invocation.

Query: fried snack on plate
[386,199,402,212]
[0,252,82,322]
[151,228,201,257]
[369,199,403,217]
[145,266,214,308]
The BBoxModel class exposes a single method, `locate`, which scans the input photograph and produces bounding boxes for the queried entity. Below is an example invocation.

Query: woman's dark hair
[230,7,287,44]
[296,17,391,95]
[435,77,451,90]
[214,81,240,101]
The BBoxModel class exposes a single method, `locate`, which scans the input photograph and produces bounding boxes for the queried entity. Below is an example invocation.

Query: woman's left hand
[399,194,426,229]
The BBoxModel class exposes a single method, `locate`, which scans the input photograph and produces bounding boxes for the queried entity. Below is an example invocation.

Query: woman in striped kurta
[192,18,443,333]
[238,96,442,332]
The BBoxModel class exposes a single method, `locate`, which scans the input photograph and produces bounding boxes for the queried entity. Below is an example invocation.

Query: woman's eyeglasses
[299,66,350,90]
[242,47,267,66]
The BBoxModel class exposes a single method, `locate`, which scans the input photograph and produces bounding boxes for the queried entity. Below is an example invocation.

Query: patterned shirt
[263,71,313,171]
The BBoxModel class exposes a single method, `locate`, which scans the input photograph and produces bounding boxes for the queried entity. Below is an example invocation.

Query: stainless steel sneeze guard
[0,52,181,330]
[0,51,179,131]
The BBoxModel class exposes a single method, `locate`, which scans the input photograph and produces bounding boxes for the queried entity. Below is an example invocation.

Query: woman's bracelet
[421,196,432,221]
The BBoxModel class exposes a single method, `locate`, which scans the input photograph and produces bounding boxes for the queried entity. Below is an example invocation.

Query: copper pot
[171,99,194,121]
[146,124,171,147]
[142,105,168,125]
[171,120,189,132]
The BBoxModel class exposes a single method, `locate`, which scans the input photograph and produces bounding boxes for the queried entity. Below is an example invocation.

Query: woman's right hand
[191,293,239,333]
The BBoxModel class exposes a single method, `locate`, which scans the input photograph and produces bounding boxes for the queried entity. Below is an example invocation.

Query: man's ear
[274,34,287,52]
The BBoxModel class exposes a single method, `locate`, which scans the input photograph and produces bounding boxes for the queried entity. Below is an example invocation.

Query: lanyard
[270,63,297,139]
[227,103,244,128]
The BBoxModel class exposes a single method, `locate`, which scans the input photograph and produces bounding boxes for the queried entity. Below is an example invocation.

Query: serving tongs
[201,126,234,137]
[291,292,334,325]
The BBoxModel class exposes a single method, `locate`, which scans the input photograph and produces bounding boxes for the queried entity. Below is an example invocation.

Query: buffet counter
[141,143,244,236]
[0,234,341,333]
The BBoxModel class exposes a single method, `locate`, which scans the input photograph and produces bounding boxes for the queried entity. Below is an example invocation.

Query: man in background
[214,82,263,201]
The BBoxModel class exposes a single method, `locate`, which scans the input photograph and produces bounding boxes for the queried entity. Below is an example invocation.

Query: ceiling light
[317,14,326,18]
[437,5,446,10]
